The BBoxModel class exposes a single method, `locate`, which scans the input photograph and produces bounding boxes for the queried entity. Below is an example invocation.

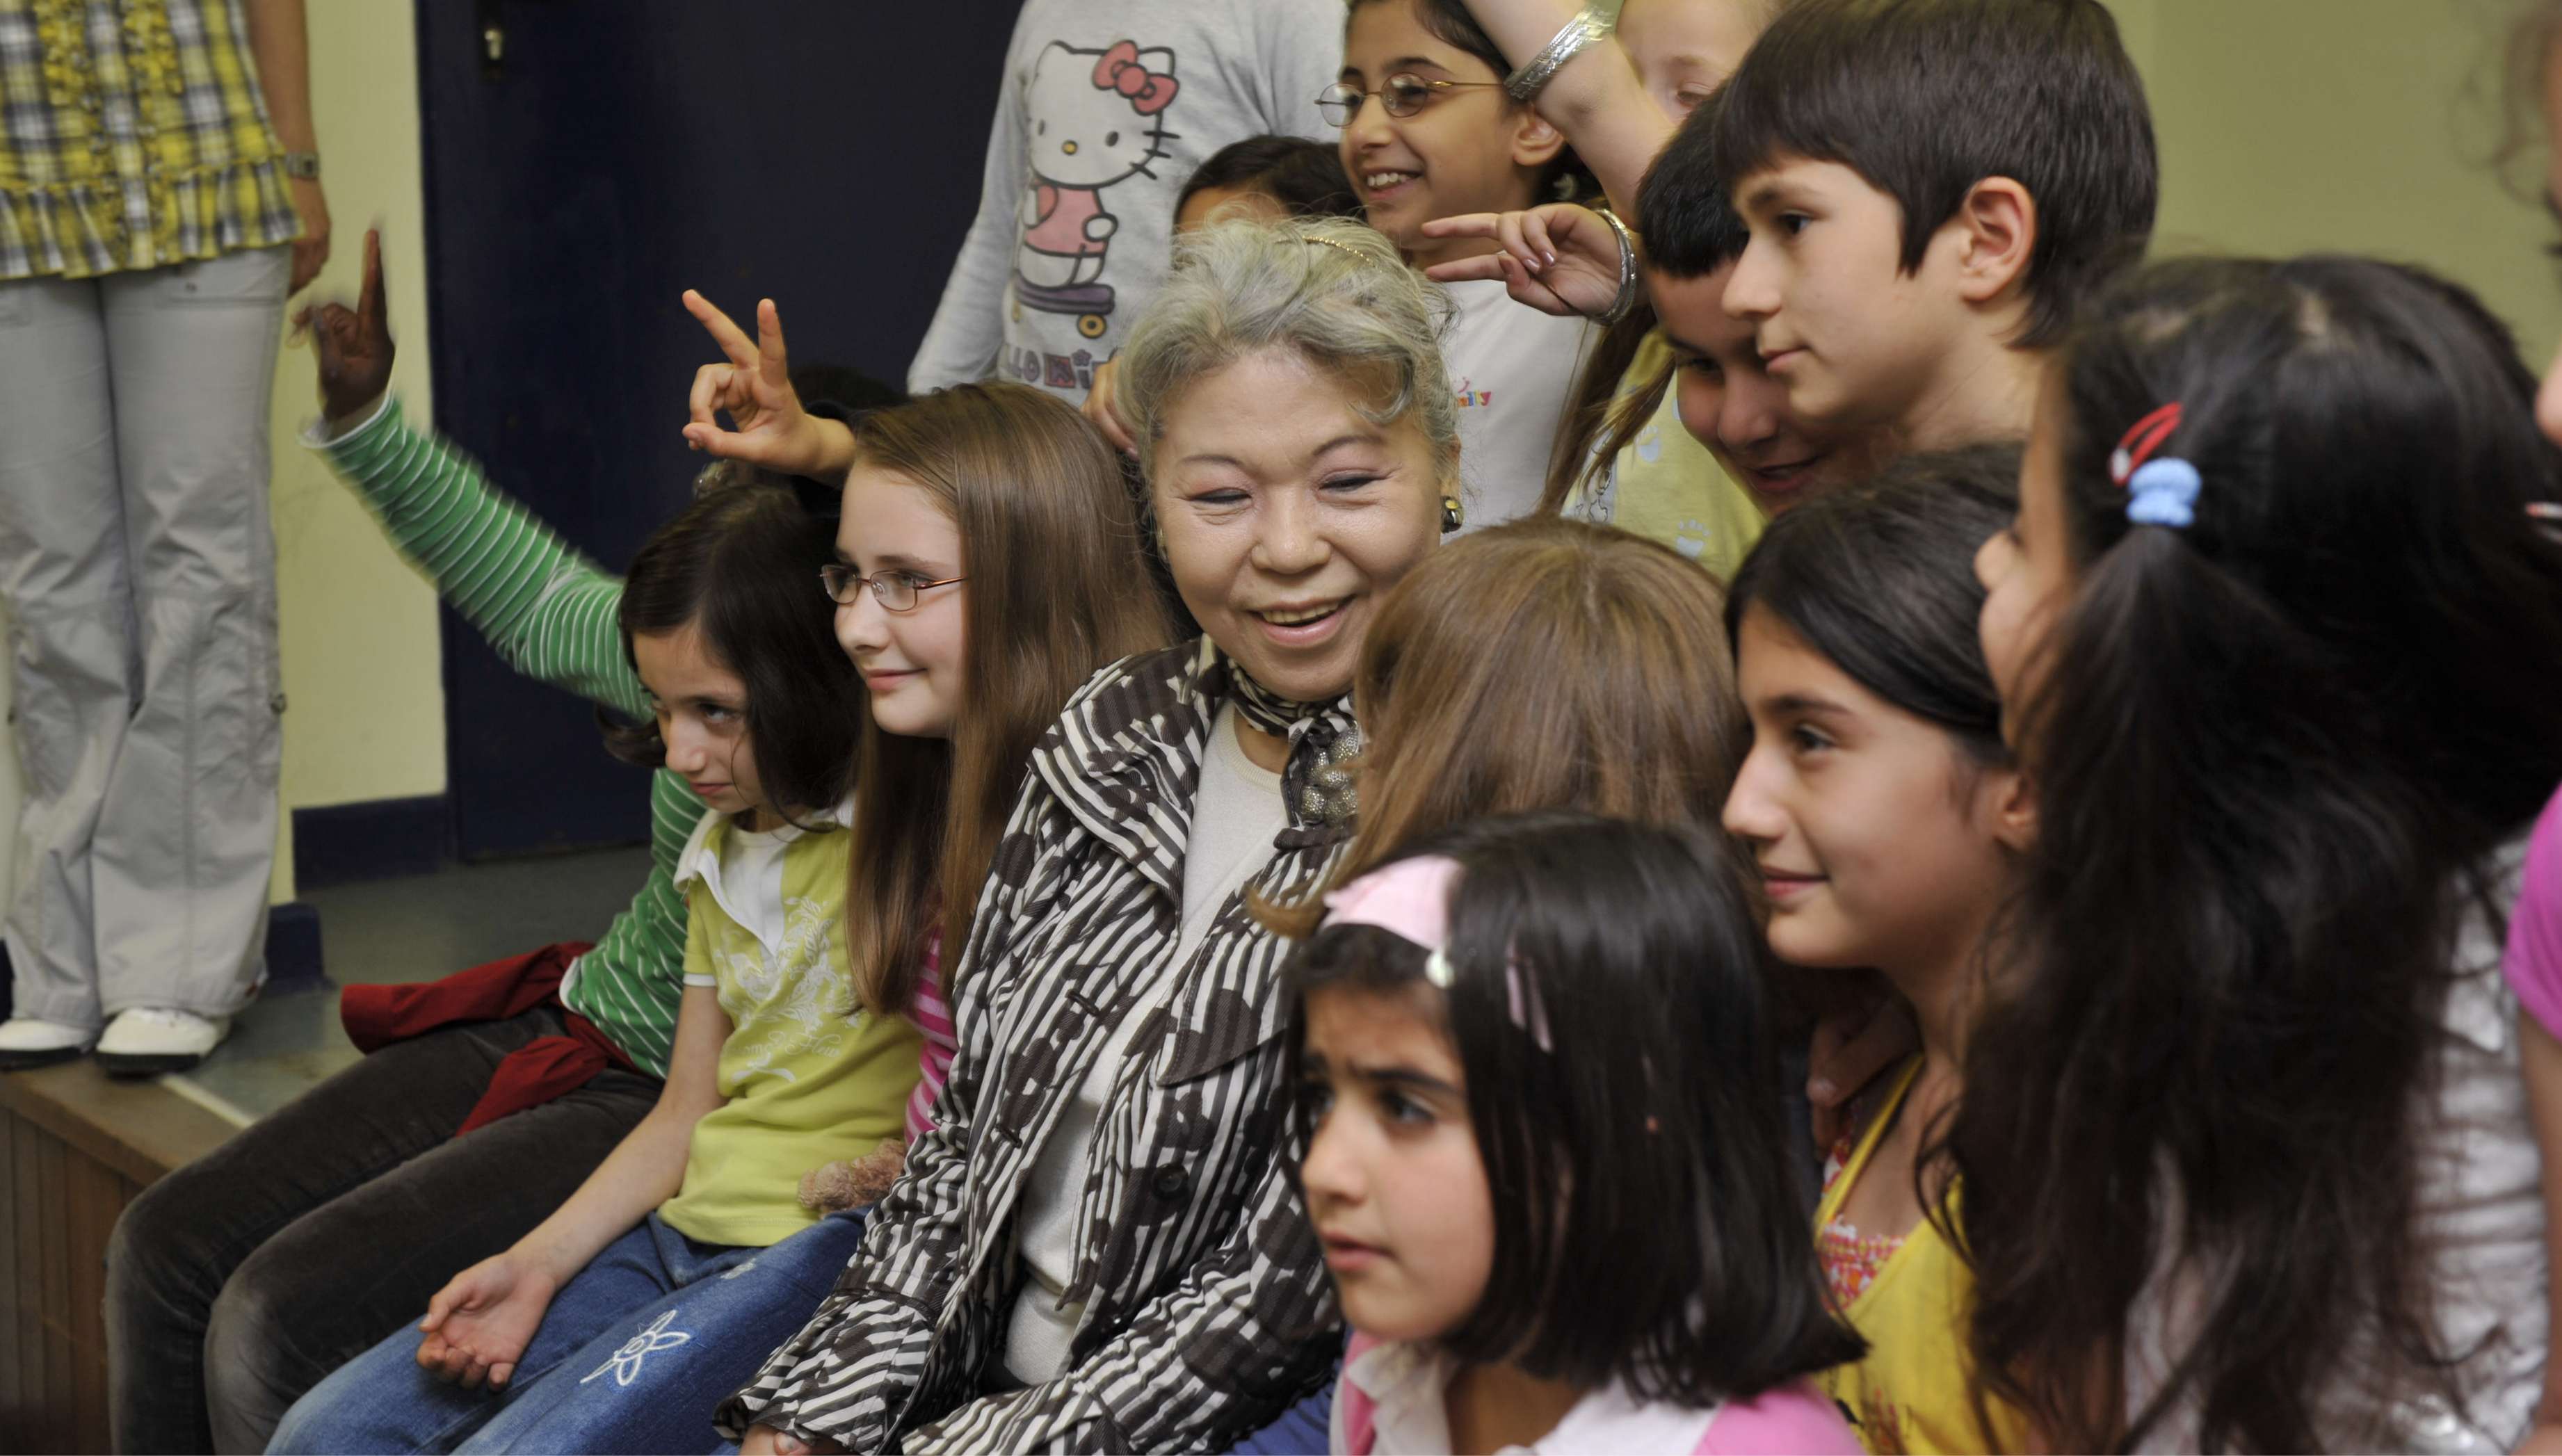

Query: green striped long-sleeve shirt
[312,396,700,1078]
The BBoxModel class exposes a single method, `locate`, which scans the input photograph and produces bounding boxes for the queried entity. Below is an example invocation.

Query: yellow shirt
[656,806,924,1247]
[1813,1059,2029,1455]
[0,0,303,280]
[1559,330,1764,581]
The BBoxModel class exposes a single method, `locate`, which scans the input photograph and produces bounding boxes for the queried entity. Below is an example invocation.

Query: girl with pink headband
[1289,811,1860,1455]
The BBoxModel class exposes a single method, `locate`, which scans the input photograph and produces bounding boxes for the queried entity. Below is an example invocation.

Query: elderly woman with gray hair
[708,216,1461,1455]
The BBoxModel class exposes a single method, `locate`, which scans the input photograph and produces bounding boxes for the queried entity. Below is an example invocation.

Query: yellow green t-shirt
[656,804,924,1248]
[1560,330,1765,581]
[1813,1059,2031,1455]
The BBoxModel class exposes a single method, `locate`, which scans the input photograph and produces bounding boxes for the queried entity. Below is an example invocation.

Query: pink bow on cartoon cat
[1092,40,1178,115]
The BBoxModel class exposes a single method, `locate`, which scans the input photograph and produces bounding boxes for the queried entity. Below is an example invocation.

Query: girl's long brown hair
[844,383,1170,1016]
[1261,516,1746,937]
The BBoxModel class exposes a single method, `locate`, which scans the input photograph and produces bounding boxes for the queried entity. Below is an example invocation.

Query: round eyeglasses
[1316,74,1506,127]
[819,564,966,613]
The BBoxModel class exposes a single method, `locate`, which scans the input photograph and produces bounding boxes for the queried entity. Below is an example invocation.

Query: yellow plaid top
[0,0,301,280]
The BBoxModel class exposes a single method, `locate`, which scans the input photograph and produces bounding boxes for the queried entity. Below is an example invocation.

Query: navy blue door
[417,0,1019,858]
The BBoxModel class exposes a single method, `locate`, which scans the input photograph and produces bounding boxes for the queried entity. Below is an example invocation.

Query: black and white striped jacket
[720,640,1346,1453]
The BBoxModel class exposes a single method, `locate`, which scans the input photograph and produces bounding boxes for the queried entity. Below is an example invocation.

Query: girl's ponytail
[1952,255,2562,1452]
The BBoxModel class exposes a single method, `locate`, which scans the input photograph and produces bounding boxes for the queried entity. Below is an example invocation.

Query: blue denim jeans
[1227,1376,1335,1455]
[266,1209,866,1455]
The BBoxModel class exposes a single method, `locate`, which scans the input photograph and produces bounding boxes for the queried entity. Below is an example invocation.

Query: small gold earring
[1440,495,1464,534]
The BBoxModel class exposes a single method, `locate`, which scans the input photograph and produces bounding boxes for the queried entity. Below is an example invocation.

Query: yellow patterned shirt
[0,0,302,280]
[1559,330,1764,581]
[658,802,925,1248]
[1813,1059,2031,1455]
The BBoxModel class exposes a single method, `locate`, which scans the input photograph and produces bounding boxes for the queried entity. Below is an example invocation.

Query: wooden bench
[0,1064,236,1455]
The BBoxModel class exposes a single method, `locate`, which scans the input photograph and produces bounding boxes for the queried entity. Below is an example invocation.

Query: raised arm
[298,232,650,718]
[677,292,859,480]
[1460,0,1668,216]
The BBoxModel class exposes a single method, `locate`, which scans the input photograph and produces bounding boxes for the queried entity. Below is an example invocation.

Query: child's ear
[1951,177,2038,309]
[1507,106,1568,172]
[1985,763,2038,853]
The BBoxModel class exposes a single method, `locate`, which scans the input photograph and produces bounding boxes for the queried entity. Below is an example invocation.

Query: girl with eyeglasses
[1328,0,1599,532]
[268,358,1170,1453]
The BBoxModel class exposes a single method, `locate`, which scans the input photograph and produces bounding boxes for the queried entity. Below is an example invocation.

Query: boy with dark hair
[1439,0,2152,490]
[1426,95,1874,520]
[1709,0,2156,446]
[1634,104,1874,516]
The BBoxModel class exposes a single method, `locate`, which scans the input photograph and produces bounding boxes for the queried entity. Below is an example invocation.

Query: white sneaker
[95,1007,231,1076]
[0,1015,99,1070]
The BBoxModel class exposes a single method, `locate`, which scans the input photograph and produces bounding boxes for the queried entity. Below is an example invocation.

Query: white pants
[0,246,287,1026]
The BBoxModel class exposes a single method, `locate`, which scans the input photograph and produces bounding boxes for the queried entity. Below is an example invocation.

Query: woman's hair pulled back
[1116,217,1459,486]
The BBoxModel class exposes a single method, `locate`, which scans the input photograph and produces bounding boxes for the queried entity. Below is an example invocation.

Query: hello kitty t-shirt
[908,0,1344,404]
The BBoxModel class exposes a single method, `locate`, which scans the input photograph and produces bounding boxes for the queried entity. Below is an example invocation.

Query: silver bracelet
[1595,208,1641,325]
[1504,6,1613,104]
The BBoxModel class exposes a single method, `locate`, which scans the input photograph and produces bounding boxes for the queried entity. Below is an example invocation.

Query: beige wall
[262,0,447,898]
[2118,0,2559,359]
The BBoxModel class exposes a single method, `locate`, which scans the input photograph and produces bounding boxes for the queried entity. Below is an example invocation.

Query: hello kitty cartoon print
[1013,39,1179,340]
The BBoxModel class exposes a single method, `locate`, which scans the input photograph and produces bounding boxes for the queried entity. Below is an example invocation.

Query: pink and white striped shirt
[905,931,957,1140]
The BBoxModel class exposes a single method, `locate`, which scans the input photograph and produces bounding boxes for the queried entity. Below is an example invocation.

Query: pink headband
[1320,856,1551,1048]
[1321,855,1461,986]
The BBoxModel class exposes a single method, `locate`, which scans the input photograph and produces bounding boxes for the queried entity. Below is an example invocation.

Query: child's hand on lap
[1419,204,1625,320]
[415,1252,558,1390]
[679,292,852,478]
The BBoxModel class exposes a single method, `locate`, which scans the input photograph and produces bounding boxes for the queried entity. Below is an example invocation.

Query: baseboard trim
[292,793,451,890]
[265,900,325,996]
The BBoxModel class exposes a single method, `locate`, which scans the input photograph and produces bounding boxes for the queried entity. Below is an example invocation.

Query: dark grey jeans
[104,1004,659,1454]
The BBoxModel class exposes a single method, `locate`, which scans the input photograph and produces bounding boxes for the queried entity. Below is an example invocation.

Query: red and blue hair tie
[2109,402,2200,529]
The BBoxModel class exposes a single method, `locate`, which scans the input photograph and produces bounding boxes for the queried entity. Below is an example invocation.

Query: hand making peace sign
[679,290,857,482]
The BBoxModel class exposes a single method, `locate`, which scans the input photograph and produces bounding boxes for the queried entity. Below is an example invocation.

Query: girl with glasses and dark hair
[1328,0,1599,533]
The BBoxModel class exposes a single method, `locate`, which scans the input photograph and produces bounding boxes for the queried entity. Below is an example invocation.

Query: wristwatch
[280,151,321,180]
